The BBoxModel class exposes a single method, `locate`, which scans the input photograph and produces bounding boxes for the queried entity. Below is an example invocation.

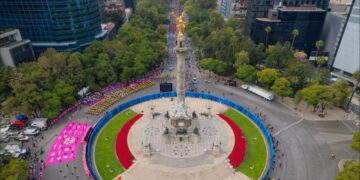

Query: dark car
[225,80,237,87]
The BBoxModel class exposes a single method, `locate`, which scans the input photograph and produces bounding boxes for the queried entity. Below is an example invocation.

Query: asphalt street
[28,3,359,179]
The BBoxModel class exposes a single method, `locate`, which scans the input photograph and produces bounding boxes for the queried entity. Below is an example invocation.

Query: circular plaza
[86,92,274,180]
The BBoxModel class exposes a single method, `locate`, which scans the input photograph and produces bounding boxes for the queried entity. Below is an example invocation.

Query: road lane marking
[273,118,304,137]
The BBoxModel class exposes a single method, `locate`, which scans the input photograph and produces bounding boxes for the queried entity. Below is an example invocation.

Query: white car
[15,134,29,141]
[3,145,28,159]
[240,84,249,90]
[192,77,198,84]
[23,126,40,135]
[0,125,10,134]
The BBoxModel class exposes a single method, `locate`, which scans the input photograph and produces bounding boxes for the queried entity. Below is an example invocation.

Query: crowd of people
[250,106,285,180]
[81,92,104,106]
[86,81,154,115]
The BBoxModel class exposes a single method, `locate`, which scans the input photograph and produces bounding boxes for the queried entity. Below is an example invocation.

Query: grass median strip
[95,109,137,179]
[224,108,267,180]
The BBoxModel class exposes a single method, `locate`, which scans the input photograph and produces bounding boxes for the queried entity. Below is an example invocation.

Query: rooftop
[256,18,281,22]
[0,28,15,34]
[278,5,326,12]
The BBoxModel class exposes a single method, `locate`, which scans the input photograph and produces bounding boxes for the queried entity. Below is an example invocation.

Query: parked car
[23,126,40,136]
[14,133,29,142]
[1,145,29,159]
[9,124,24,130]
[0,125,10,134]
[31,118,48,130]
[0,134,10,143]
[192,77,198,84]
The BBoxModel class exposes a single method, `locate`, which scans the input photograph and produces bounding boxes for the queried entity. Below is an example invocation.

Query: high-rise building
[98,0,107,23]
[231,0,248,20]
[104,0,125,15]
[250,5,327,54]
[0,0,103,55]
[245,0,330,34]
[217,0,232,17]
[331,0,359,77]
[0,29,35,67]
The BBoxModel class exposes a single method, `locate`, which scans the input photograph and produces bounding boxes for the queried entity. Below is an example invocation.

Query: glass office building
[250,5,326,54]
[245,0,329,34]
[0,0,103,55]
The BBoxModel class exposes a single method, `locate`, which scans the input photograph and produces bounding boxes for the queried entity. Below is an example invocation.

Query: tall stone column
[175,35,187,104]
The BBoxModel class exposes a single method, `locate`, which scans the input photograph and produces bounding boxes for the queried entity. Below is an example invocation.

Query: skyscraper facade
[332,0,359,76]
[250,5,327,54]
[0,0,103,55]
[245,0,330,34]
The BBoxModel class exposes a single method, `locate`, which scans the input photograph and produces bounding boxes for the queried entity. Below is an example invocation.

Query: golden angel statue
[171,11,186,37]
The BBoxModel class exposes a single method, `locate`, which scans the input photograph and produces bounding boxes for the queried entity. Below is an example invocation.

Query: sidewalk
[277,97,359,121]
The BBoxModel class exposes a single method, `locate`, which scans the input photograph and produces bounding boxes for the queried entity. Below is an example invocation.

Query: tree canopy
[0,159,29,180]
[0,0,169,120]
[335,160,360,180]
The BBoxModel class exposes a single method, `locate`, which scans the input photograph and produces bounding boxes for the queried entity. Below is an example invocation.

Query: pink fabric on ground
[46,122,91,166]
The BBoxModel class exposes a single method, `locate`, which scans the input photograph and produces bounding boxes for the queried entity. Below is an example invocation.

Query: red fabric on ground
[218,114,246,168]
[115,114,143,169]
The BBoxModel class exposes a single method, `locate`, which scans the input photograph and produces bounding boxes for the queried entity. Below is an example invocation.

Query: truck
[241,84,274,101]
[31,118,48,130]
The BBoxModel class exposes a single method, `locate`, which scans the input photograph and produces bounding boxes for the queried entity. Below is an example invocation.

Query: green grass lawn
[224,109,267,180]
[94,109,137,179]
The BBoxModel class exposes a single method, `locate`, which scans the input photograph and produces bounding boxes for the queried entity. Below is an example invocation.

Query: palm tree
[291,29,299,49]
[265,26,272,47]
[316,56,327,68]
[315,40,324,61]
[346,69,360,108]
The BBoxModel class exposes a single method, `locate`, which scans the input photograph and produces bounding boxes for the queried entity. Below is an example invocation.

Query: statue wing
[181,10,186,18]
[170,12,177,20]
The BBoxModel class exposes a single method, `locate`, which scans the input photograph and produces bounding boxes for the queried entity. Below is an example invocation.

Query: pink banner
[46,122,91,166]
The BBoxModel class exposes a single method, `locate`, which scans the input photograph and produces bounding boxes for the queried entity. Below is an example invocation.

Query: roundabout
[86,92,274,180]
[86,12,273,180]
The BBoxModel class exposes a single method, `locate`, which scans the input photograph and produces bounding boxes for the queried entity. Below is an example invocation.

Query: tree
[291,29,299,48]
[265,42,294,69]
[94,53,117,87]
[3,82,44,117]
[54,80,76,107]
[0,66,14,101]
[300,84,328,112]
[234,50,250,69]
[265,26,272,47]
[284,60,311,90]
[316,56,327,68]
[42,92,62,119]
[0,159,29,179]
[294,51,307,61]
[315,40,324,60]
[352,131,360,152]
[235,65,257,83]
[200,58,233,76]
[312,69,331,85]
[335,160,360,180]
[330,80,351,107]
[257,68,279,89]
[271,78,293,97]
[346,69,360,108]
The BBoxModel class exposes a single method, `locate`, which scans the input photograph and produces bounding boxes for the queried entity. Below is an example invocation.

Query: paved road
[35,3,358,180]
[36,55,358,180]
[182,48,358,179]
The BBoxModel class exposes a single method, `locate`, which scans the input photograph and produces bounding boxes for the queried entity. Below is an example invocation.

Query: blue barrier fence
[86,92,274,180]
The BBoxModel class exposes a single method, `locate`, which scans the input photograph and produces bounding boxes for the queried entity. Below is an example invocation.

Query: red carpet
[115,114,143,169]
[218,114,246,168]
